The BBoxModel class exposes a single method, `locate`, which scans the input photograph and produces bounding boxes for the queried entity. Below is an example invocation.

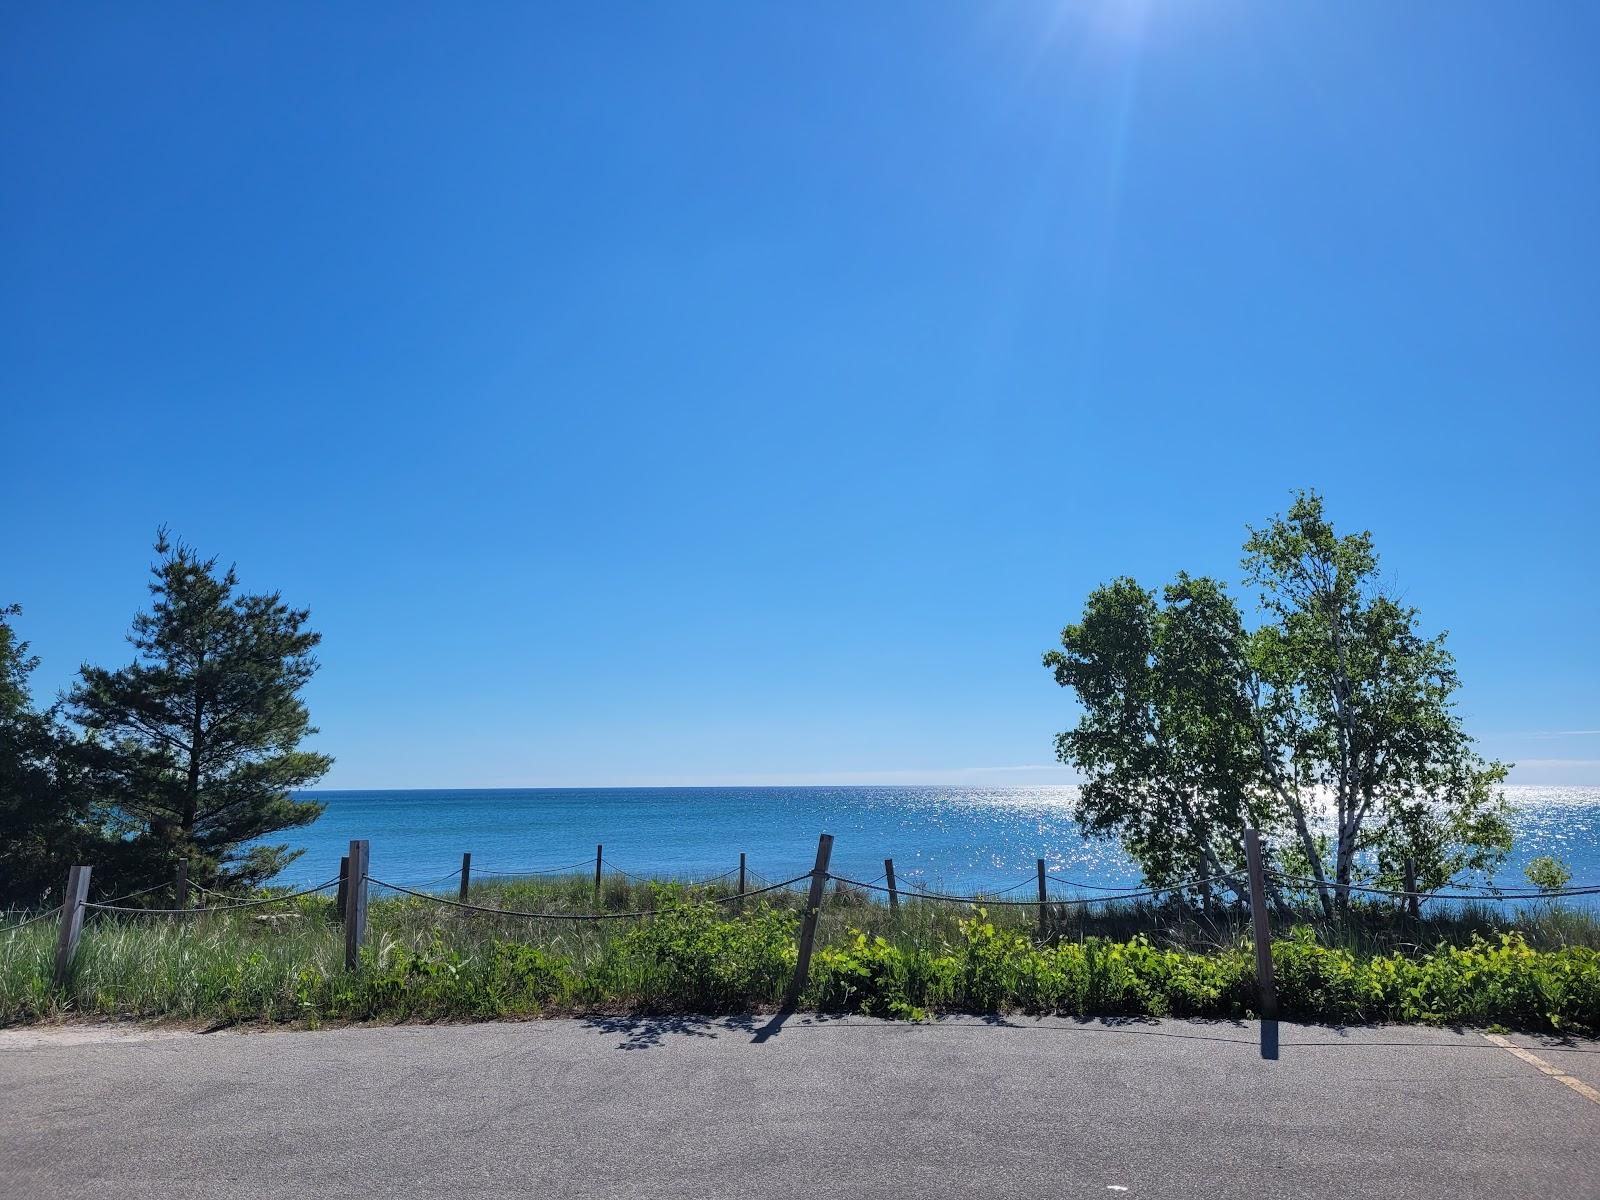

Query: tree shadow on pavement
[579,1013,758,1051]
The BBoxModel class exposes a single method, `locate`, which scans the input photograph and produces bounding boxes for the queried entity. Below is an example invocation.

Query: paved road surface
[4,1015,1598,1199]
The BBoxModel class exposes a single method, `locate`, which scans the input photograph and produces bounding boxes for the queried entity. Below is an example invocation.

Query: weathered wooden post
[787,833,834,1005]
[1036,858,1048,939]
[173,858,189,912]
[52,865,92,989]
[459,852,472,903]
[1403,857,1420,920]
[594,844,603,899]
[1244,829,1278,1020]
[737,852,747,912]
[343,840,369,971]
[334,855,349,923]
[884,858,899,914]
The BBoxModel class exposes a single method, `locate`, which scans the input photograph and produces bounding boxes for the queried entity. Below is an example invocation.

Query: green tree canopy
[1044,574,1264,902]
[68,532,333,890]
[1045,492,1511,913]
[0,605,114,905]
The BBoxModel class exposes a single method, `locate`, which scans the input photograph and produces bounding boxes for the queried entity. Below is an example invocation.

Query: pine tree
[69,532,332,889]
[0,604,111,904]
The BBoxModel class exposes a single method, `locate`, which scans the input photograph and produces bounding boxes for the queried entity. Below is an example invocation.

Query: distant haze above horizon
[4,3,1596,787]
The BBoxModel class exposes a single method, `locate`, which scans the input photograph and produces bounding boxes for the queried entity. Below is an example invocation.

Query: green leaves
[1043,574,1259,893]
[1046,490,1513,909]
[1525,855,1574,895]
[66,533,333,891]
[0,605,117,904]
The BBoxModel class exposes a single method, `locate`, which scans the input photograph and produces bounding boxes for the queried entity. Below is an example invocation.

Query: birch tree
[1241,492,1510,912]
[1045,492,1511,911]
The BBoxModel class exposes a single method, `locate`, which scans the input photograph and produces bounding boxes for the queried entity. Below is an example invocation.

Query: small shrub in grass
[811,932,948,1020]
[323,938,572,1020]
[589,899,797,1012]
[1267,932,1600,1032]
[1274,929,1385,1024]
[1399,934,1599,1032]
[808,914,1253,1020]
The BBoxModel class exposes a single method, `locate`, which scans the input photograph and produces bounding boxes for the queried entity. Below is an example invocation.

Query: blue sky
[4,2,1596,788]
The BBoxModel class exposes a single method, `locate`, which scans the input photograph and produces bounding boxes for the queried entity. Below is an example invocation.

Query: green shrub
[1398,934,1599,1031]
[588,899,797,1012]
[808,916,1252,1021]
[811,932,946,1019]
[1274,929,1386,1023]
[321,937,572,1020]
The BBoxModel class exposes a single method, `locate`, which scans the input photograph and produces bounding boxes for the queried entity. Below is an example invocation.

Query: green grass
[3,872,1598,1032]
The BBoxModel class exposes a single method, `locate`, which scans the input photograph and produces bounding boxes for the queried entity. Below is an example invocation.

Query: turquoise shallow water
[272,785,1600,901]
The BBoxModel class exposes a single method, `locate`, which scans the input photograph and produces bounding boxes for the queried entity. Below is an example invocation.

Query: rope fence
[826,871,1242,909]
[1267,870,1600,904]
[95,881,169,906]
[32,829,1600,1013]
[2,904,64,935]
[369,872,812,921]
[85,877,341,916]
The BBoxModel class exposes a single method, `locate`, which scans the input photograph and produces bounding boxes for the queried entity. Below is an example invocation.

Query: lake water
[273,785,1600,900]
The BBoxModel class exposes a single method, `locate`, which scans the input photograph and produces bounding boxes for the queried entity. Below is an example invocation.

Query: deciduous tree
[1044,492,1511,912]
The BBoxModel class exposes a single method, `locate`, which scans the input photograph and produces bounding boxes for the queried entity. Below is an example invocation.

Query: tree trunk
[183,689,203,845]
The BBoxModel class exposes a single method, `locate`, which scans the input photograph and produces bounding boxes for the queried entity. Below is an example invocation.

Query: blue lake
[273,785,1600,901]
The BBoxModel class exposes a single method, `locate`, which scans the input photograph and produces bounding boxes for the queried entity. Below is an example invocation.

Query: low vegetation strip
[3,871,1598,1033]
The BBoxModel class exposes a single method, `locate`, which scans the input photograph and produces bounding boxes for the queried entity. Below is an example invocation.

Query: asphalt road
[3,1015,1598,1199]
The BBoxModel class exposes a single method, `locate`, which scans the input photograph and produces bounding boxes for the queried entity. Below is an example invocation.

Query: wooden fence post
[737,853,746,912]
[1403,857,1419,920]
[787,833,834,1005]
[594,844,603,899]
[459,852,472,903]
[884,857,898,914]
[1036,858,1048,939]
[52,865,92,989]
[343,840,369,971]
[173,858,189,912]
[1244,829,1278,1020]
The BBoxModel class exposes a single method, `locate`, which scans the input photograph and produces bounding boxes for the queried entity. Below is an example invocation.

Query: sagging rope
[1268,871,1600,904]
[1046,874,1148,893]
[86,877,341,915]
[96,881,169,906]
[601,859,742,887]
[824,870,1243,908]
[368,871,813,920]
[469,858,596,878]
[1,905,64,934]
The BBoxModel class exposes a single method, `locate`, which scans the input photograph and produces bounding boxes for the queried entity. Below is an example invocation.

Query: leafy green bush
[587,899,797,1012]
[320,938,572,1021]
[1274,929,1386,1023]
[809,912,1252,1021]
[1397,934,1599,1031]
[811,932,947,1020]
[1269,931,1600,1031]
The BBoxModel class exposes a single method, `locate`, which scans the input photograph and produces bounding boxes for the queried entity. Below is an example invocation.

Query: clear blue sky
[4,3,1596,788]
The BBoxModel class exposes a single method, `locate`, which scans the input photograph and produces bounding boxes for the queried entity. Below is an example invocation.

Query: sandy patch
[0,1023,207,1049]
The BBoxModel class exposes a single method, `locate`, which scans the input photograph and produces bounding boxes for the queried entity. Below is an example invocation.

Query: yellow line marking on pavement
[1482,1033,1600,1106]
